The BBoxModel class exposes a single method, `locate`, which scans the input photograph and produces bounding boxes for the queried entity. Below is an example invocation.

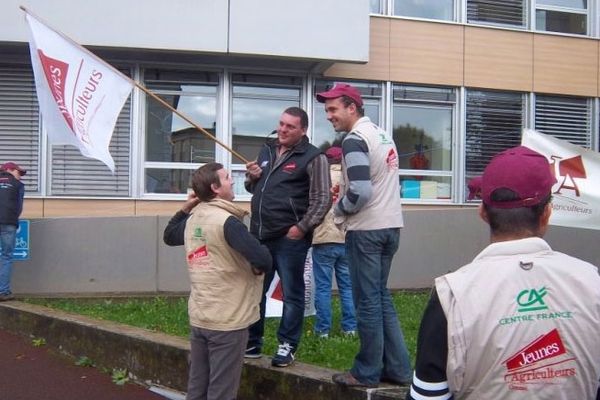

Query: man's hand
[246,161,263,180]
[181,191,201,213]
[286,225,305,240]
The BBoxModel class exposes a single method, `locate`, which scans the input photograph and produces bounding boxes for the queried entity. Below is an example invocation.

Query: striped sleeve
[406,288,453,400]
[335,133,371,216]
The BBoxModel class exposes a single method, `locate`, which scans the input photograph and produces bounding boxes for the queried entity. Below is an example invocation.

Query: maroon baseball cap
[325,146,342,163]
[468,146,555,208]
[1,162,26,175]
[316,83,363,107]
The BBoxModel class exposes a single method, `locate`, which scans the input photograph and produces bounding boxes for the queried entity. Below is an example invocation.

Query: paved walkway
[0,328,169,400]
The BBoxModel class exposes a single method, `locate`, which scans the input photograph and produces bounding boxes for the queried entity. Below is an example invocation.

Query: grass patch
[25,291,430,371]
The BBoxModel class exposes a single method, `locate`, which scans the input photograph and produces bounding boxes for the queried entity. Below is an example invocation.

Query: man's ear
[541,202,552,228]
[478,203,489,224]
[210,183,219,196]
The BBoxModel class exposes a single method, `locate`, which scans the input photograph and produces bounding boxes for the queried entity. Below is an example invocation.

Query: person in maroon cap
[316,83,411,388]
[408,146,600,400]
[0,162,26,301]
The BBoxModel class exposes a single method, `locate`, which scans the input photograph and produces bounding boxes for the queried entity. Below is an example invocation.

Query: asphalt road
[0,328,170,400]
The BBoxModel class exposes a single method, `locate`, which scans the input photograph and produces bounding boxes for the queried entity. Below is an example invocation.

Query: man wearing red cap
[408,146,600,400]
[0,162,26,301]
[316,84,411,387]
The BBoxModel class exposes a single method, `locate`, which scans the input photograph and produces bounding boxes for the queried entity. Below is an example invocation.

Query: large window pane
[370,0,383,14]
[467,0,525,27]
[394,0,454,20]
[145,168,192,194]
[0,64,40,193]
[392,84,455,201]
[465,90,524,201]
[393,106,452,171]
[312,80,382,151]
[535,95,591,148]
[231,74,301,164]
[536,9,586,34]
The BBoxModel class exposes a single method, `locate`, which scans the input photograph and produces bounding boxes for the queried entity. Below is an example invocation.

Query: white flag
[24,11,133,172]
[522,129,600,230]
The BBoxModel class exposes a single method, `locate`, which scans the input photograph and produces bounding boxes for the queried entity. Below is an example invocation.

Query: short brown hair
[283,107,308,129]
[191,162,223,201]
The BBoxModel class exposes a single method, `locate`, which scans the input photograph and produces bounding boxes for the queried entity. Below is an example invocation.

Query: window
[465,90,525,200]
[370,0,383,14]
[535,0,587,35]
[312,80,382,152]
[393,85,455,201]
[51,98,131,196]
[467,0,525,27]
[535,95,591,148]
[144,69,218,194]
[231,74,302,164]
[393,0,454,21]
[0,64,40,193]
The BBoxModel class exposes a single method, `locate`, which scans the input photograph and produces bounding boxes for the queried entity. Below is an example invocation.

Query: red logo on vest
[386,148,398,169]
[504,328,566,371]
[283,161,297,173]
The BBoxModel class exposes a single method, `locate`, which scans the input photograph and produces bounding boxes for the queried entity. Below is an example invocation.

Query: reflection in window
[143,69,218,194]
[312,80,382,151]
[392,84,455,201]
[370,0,383,14]
[535,0,587,35]
[394,0,454,21]
[231,74,301,164]
[145,168,193,195]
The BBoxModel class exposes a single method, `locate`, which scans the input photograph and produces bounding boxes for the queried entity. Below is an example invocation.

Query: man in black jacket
[244,106,331,367]
[0,162,26,301]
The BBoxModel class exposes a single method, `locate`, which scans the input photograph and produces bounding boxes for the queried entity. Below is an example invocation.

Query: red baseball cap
[468,146,555,208]
[325,146,342,163]
[1,161,26,175]
[316,83,363,107]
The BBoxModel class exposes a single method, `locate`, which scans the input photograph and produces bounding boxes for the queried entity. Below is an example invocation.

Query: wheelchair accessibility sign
[13,220,29,261]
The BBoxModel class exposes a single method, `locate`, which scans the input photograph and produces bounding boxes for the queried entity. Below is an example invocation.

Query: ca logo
[517,287,548,312]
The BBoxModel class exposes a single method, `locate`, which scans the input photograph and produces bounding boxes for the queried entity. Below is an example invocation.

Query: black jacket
[246,136,321,241]
[0,171,24,227]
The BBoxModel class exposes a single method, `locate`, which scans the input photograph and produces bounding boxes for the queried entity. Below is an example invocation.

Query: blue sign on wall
[13,220,29,261]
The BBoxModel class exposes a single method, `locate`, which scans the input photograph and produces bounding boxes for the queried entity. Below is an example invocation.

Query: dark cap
[316,83,363,107]
[467,146,555,209]
[1,162,26,175]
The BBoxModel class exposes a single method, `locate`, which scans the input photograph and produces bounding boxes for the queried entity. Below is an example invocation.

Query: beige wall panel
[465,27,533,92]
[42,200,135,217]
[534,35,598,97]
[135,201,182,216]
[324,17,390,81]
[22,199,44,218]
[389,19,463,86]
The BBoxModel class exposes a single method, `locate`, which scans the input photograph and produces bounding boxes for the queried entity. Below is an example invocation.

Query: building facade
[1,0,599,293]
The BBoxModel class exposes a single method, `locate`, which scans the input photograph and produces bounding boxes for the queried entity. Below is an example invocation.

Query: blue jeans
[248,235,311,349]
[312,243,356,334]
[0,224,17,295]
[346,228,412,385]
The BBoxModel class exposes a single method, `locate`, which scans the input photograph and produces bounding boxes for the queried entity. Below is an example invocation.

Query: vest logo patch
[386,149,398,169]
[502,329,577,391]
[260,160,268,168]
[498,286,573,326]
[283,161,297,174]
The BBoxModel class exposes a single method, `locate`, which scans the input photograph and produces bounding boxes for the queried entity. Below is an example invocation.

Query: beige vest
[312,164,345,244]
[184,198,263,331]
[341,117,404,231]
[436,238,600,400]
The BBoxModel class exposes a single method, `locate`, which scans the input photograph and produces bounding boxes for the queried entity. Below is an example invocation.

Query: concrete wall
[11,208,600,295]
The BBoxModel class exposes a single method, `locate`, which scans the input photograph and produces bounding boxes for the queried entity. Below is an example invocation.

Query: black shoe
[244,346,262,359]
[271,342,295,367]
[0,293,15,302]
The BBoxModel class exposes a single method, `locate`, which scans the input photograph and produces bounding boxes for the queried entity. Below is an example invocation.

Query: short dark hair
[283,106,308,129]
[340,95,365,117]
[483,188,552,236]
[191,162,223,201]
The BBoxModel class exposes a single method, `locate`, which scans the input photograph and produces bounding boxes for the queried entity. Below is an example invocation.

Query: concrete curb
[0,301,407,399]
